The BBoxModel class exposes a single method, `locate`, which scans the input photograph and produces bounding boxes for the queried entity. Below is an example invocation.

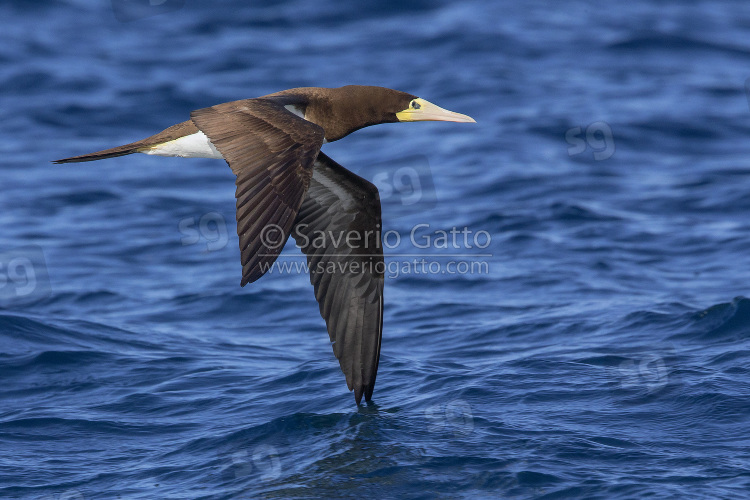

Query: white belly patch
[144,131,224,159]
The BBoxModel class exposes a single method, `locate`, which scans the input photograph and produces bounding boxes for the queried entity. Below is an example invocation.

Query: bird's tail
[53,143,144,164]
[53,119,200,164]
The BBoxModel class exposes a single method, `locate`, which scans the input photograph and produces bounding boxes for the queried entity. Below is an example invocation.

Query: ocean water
[2,0,750,498]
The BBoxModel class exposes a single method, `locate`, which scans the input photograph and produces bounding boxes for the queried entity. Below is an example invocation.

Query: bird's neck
[265,87,384,143]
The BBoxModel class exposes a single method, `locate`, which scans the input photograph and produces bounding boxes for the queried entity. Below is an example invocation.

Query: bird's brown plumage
[53,85,469,404]
[190,99,325,284]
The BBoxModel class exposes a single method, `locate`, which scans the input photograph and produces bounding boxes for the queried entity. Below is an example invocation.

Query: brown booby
[54,85,475,404]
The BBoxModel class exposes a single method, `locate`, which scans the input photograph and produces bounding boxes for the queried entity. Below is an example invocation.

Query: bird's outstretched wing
[191,98,325,285]
[292,153,384,404]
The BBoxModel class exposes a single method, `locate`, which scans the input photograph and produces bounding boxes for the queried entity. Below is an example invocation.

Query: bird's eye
[410,100,421,110]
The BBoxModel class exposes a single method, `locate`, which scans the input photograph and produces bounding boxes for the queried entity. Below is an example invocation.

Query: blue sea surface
[2,0,750,498]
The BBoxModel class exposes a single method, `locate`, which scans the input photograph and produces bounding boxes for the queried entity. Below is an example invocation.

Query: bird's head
[297,85,476,142]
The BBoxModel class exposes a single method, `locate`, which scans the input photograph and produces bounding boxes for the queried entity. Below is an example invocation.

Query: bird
[54,85,476,404]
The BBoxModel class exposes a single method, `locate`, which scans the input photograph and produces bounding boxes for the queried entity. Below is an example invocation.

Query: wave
[686,296,750,341]
[607,32,750,58]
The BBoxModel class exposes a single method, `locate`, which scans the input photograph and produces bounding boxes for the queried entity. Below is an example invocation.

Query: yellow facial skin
[396,98,476,123]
